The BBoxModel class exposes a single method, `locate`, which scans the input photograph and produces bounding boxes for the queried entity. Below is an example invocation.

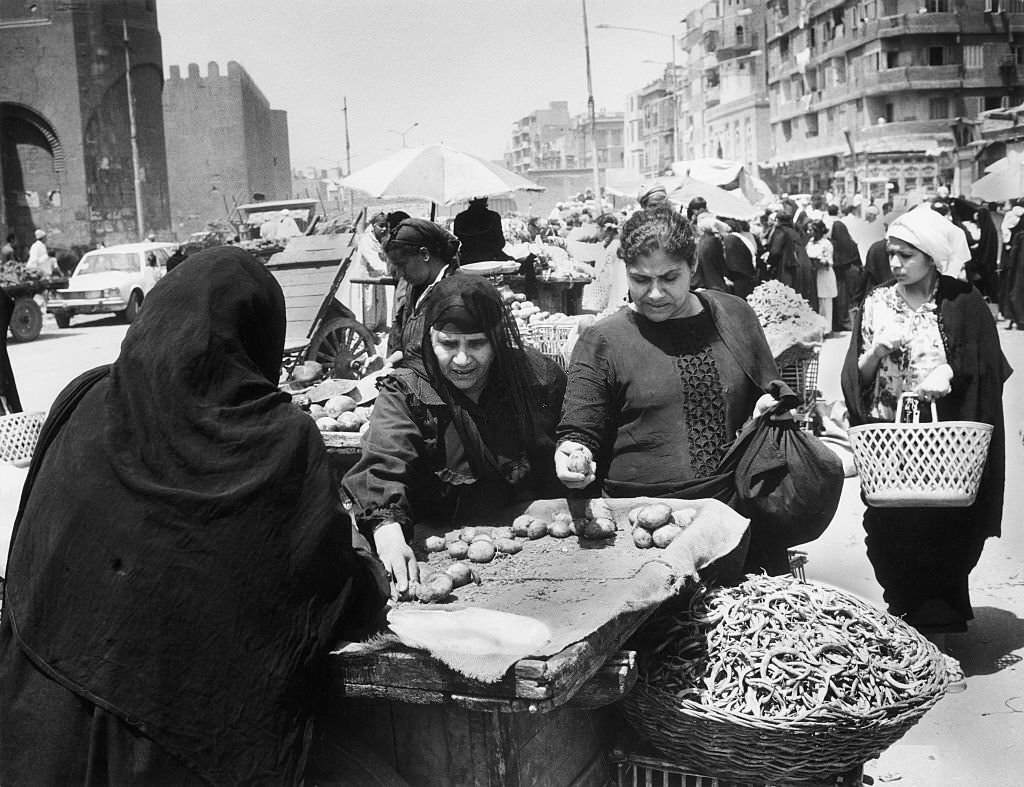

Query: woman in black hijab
[0,291,22,414]
[344,275,566,596]
[0,247,389,785]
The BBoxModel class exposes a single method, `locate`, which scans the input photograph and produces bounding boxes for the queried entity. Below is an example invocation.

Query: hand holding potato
[916,363,953,402]
[372,521,418,599]
[554,441,596,489]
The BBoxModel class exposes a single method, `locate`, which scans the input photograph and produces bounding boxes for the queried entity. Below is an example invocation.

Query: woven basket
[847,395,992,507]
[622,577,948,784]
[779,352,820,410]
[0,411,46,465]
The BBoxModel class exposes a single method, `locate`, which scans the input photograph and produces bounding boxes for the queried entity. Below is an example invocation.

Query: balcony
[856,119,959,143]
[716,31,760,61]
[705,85,721,108]
[861,64,963,92]
[877,11,961,37]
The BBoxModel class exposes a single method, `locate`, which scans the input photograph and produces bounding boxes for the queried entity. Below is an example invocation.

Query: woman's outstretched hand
[372,521,418,599]
[916,363,953,402]
[555,440,596,489]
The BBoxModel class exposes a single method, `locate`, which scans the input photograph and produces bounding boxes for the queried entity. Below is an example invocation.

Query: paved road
[7,314,1024,786]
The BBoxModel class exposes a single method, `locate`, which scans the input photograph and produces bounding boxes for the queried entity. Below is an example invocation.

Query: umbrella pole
[430,202,437,222]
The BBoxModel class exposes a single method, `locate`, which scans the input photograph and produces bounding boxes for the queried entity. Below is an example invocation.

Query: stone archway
[0,102,65,252]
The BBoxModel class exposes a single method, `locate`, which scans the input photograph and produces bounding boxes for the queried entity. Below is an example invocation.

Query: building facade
[0,0,170,251]
[163,61,291,239]
[625,70,678,178]
[566,110,625,171]
[763,0,1024,203]
[506,101,571,174]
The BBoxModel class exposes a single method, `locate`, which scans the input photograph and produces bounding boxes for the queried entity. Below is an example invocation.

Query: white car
[48,242,176,328]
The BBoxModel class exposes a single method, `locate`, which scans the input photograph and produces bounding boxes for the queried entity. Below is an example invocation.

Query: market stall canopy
[970,150,1024,203]
[341,144,545,206]
[671,158,775,207]
[664,175,760,219]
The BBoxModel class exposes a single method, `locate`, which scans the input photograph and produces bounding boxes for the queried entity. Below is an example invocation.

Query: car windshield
[75,253,139,275]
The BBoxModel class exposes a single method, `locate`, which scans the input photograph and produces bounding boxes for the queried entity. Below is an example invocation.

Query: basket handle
[894,393,938,424]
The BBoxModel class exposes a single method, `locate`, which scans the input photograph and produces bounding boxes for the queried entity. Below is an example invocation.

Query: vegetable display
[637,574,946,720]
[746,280,826,360]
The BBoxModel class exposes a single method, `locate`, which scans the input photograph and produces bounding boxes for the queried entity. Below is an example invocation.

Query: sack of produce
[624,574,948,784]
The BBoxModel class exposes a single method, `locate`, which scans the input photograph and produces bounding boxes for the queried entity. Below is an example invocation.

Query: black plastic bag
[723,382,845,549]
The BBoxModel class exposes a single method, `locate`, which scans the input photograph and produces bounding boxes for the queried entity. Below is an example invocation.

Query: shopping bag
[726,383,845,548]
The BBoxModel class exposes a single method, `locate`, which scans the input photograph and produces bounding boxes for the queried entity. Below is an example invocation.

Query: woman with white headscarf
[841,204,1012,684]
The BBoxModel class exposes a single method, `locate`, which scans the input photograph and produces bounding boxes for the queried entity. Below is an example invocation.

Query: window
[780,34,790,59]
[1016,46,1024,65]
[929,97,949,119]
[925,0,950,10]
[886,50,899,68]
[736,25,745,44]
[884,102,894,122]
[985,95,1004,110]
[782,119,793,141]
[806,113,819,137]
[835,57,847,84]
[964,45,984,68]
[929,47,945,66]
[779,0,790,16]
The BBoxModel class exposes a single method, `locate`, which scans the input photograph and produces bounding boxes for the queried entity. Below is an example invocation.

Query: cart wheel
[122,290,143,324]
[8,297,42,342]
[307,317,377,379]
[55,311,71,329]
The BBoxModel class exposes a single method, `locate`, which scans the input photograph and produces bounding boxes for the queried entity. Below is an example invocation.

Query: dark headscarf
[0,291,22,413]
[416,275,539,479]
[383,217,460,263]
[2,247,387,784]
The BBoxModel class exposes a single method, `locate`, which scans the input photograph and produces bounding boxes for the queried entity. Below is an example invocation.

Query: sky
[159,0,698,173]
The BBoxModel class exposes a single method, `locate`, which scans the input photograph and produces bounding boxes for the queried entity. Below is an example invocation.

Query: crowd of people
[0,180,1013,782]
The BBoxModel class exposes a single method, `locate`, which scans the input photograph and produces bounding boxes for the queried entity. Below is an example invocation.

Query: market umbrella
[663,175,760,219]
[340,144,545,209]
[969,151,1024,203]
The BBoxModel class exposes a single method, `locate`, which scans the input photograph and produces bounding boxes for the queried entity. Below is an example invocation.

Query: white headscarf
[885,204,972,277]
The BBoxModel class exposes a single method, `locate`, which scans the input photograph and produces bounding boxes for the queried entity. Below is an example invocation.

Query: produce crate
[525,320,575,369]
[778,350,819,412]
[615,754,763,787]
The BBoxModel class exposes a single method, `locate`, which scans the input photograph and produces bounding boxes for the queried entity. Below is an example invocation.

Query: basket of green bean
[623,575,948,784]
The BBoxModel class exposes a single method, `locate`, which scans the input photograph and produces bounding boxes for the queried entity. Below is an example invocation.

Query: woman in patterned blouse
[842,205,1012,661]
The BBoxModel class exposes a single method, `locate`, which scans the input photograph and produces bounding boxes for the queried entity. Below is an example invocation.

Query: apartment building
[506,102,572,174]
[763,0,1024,202]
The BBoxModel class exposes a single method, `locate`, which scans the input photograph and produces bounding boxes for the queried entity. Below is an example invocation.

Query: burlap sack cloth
[383,497,748,683]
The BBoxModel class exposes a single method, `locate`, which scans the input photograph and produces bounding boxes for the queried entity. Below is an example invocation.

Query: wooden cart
[3,277,67,342]
[265,233,379,379]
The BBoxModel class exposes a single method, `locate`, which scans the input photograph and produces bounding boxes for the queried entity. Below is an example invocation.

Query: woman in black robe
[0,247,390,785]
[767,202,817,310]
[0,291,22,414]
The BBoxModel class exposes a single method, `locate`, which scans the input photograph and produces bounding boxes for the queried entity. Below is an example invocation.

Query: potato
[467,540,496,563]
[652,524,683,548]
[511,515,534,537]
[627,506,643,526]
[459,526,478,543]
[424,536,447,553]
[324,395,357,418]
[309,404,327,419]
[417,574,454,603]
[582,517,616,540]
[444,529,462,543]
[672,508,697,528]
[566,450,591,474]
[632,528,654,549]
[447,540,469,559]
[492,526,513,541]
[635,503,673,531]
[548,520,573,539]
[527,520,549,540]
[316,417,341,432]
[470,532,494,543]
[551,511,573,525]
[446,562,476,588]
[495,538,522,555]
[336,411,361,431]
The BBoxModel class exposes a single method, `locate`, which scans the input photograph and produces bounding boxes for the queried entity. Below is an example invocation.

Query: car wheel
[306,317,377,379]
[55,312,72,329]
[123,291,143,324]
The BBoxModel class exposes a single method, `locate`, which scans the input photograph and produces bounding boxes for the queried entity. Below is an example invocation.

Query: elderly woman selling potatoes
[841,204,1011,655]
[554,205,784,573]
[343,275,567,596]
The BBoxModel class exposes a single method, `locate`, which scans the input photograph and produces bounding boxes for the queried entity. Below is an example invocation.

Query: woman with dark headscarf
[344,275,567,595]
[767,201,817,309]
[0,291,22,415]
[383,218,461,364]
[0,247,390,785]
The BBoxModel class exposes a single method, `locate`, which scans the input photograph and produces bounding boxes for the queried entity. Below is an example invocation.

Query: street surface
[7,313,1024,786]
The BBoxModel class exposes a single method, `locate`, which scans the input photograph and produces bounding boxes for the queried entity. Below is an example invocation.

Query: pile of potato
[298,394,372,434]
[627,502,696,549]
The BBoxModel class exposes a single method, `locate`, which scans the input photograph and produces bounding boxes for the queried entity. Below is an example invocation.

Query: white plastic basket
[0,411,46,465]
[847,395,992,508]
[525,320,574,369]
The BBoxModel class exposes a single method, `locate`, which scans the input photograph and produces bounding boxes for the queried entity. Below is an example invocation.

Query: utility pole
[581,0,601,201]
[343,97,354,217]
[123,19,145,238]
